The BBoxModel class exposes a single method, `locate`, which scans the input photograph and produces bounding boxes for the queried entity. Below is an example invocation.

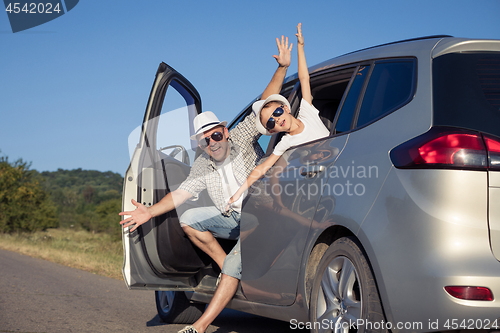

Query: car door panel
[240,136,347,305]
[122,63,208,290]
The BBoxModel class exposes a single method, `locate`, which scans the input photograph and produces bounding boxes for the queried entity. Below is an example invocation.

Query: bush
[95,199,122,241]
[0,156,57,233]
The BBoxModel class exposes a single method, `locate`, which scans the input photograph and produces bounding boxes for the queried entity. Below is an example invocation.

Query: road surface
[0,248,307,333]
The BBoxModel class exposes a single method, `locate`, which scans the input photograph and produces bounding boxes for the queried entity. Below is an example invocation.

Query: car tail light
[445,286,494,301]
[391,127,500,170]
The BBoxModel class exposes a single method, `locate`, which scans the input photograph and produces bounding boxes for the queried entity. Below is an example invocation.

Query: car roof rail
[342,35,454,57]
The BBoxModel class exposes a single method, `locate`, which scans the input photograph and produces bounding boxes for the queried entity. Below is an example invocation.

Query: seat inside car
[313,99,340,132]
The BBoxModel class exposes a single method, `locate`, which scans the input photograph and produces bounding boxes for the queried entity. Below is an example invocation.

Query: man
[119,35,293,333]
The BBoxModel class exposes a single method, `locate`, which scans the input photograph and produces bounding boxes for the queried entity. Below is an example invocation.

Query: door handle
[300,165,325,178]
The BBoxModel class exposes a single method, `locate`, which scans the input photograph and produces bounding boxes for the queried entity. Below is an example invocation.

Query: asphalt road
[0,249,307,333]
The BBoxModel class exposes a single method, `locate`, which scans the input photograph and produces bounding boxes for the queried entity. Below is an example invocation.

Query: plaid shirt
[178,111,264,215]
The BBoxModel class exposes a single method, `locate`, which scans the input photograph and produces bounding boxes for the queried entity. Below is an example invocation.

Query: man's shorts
[179,206,241,279]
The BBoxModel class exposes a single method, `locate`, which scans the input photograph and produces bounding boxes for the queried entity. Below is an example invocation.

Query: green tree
[0,156,57,233]
[41,168,123,234]
[95,199,122,240]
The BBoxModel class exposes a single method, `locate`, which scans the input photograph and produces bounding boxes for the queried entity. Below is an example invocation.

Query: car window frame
[299,66,359,135]
[352,57,418,130]
[329,57,418,136]
[330,63,372,136]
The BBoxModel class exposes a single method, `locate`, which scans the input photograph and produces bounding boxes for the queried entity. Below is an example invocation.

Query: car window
[309,68,356,133]
[333,65,369,134]
[433,52,500,138]
[155,79,198,166]
[355,59,415,128]
[257,132,271,151]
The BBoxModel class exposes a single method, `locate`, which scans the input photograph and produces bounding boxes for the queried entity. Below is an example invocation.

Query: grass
[0,228,123,280]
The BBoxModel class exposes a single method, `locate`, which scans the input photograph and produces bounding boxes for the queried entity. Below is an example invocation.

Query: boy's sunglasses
[198,131,224,148]
[266,105,285,130]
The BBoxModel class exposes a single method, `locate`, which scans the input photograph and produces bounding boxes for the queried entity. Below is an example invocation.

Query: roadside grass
[0,228,123,280]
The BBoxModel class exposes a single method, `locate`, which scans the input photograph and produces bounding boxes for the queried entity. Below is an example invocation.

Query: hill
[41,168,123,239]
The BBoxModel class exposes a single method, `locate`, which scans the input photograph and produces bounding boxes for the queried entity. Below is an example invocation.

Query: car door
[122,62,212,290]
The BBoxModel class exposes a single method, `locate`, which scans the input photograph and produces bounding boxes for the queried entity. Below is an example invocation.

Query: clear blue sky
[1,0,499,176]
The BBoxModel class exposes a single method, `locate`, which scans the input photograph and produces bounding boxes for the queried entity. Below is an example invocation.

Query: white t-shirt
[272,99,330,156]
[216,157,247,213]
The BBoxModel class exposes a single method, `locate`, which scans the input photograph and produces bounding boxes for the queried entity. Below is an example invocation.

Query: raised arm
[261,35,293,100]
[296,23,312,104]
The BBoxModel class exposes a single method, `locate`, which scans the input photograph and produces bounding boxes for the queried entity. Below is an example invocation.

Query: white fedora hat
[190,111,227,140]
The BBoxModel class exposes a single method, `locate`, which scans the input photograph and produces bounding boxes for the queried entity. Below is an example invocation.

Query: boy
[226,23,330,209]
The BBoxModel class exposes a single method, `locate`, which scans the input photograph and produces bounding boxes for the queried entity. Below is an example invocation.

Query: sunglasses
[198,131,224,148]
[265,105,285,130]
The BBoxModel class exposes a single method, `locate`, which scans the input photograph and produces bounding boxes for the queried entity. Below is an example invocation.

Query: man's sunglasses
[198,131,224,148]
[266,105,285,130]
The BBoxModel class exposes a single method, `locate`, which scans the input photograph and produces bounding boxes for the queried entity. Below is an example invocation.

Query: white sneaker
[178,325,199,333]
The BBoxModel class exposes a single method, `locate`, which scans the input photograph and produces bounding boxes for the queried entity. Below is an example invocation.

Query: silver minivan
[121,36,500,332]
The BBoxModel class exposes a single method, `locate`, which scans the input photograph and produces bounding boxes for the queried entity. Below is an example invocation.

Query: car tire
[309,237,386,333]
[155,290,205,324]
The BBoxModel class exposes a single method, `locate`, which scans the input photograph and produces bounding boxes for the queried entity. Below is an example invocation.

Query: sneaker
[178,326,199,333]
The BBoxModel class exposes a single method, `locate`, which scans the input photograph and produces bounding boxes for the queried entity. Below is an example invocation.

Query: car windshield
[433,52,500,138]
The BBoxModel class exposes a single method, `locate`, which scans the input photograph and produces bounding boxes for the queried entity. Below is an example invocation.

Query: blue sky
[1,0,499,176]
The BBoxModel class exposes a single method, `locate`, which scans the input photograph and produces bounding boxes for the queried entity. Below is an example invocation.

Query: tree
[40,168,123,233]
[0,156,57,233]
[82,185,96,204]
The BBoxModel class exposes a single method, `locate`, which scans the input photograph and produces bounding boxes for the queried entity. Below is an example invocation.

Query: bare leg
[182,226,227,270]
[192,274,239,333]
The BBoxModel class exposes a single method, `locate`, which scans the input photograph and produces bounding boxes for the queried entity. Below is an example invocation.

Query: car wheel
[155,290,205,324]
[309,237,386,333]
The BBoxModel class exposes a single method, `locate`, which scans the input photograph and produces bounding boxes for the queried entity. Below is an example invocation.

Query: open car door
[122,63,211,291]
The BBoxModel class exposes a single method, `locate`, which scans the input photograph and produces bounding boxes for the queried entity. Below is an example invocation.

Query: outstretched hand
[225,193,240,212]
[119,199,152,232]
[273,35,293,68]
[296,23,304,46]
